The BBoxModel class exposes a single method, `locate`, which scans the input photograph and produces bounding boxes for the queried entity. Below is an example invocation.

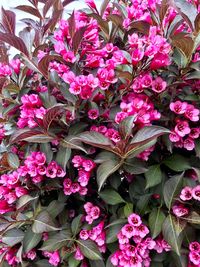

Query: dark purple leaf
[72,26,87,53]
[20,19,40,30]
[0,32,29,57]
[1,7,16,34]
[38,54,66,78]
[108,14,124,29]
[10,129,53,144]
[15,5,43,20]
[48,9,63,33]
[0,42,9,63]
[43,105,65,131]
[100,0,110,16]
[43,0,57,17]
[88,13,109,37]
[68,11,76,38]
[28,0,38,6]
[62,0,76,7]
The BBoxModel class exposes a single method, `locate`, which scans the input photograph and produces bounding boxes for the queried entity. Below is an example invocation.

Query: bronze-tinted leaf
[72,26,87,53]
[159,0,169,23]
[0,42,9,63]
[128,21,150,35]
[0,32,29,57]
[28,0,38,6]
[43,0,57,17]
[194,13,200,33]
[38,54,66,78]
[43,105,65,131]
[100,0,110,16]
[68,11,76,38]
[10,128,53,144]
[47,9,63,33]
[88,13,109,38]
[15,5,43,20]
[172,34,194,60]
[108,14,124,29]
[1,7,16,34]
[62,0,76,6]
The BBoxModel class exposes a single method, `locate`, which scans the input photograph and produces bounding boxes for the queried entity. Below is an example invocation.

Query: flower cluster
[180,186,200,202]
[115,93,161,126]
[43,251,60,267]
[17,94,47,128]
[0,170,28,214]
[84,202,100,224]
[18,151,65,184]
[0,63,12,77]
[188,242,200,266]
[111,213,170,267]
[63,155,95,196]
[172,185,200,218]
[128,26,171,70]
[90,125,121,143]
[79,221,106,257]
[169,100,200,150]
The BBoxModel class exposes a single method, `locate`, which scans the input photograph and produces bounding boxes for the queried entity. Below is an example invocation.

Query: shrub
[0,0,200,266]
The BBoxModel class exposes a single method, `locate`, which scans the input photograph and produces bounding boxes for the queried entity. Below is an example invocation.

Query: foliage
[0,0,200,266]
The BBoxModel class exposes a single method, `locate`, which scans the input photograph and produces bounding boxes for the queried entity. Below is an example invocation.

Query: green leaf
[95,152,118,164]
[7,152,20,169]
[99,189,125,205]
[23,228,42,253]
[106,256,115,267]
[77,131,115,152]
[16,195,38,209]
[163,174,183,209]
[68,256,80,267]
[77,239,102,260]
[145,164,162,189]
[162,215,186,256]
[55,147,71,170]
[126,139,157,159]
[40,143,53,163]
[32,211,60,233]
[119,115,136,140]
[97,158,122,191]
[123,158,148,174]
[2,228,24,246]
[164,154,191,172]
[61,136,87,154]
[149,208,166,238]
[71,215,83,236]
[46,200,65,218]
[130,126,170,145]
[195,139,200,158]
[106,224,123,244]
[89,260,105,267]
[124,203,133,218]
[40,230,72,251]
[136,194,151,215]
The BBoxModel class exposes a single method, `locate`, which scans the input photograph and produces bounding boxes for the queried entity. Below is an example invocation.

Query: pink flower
[185,104,199,122]
[170,101,188,114]
[88,109,99,120]
[169,131,181,142]
[0,200,12,214]
[189,242,200,252]
[48,251,60,266]
[172,204,189,217]
[192,185,200,201]
[189,251,200,265]
[128,213,142,227]
[180,186,193,201]
[151,77,167,93]
[121,224,135,238]
[80,230,89,240]
[174,121,191,137]
[183,138,195,151]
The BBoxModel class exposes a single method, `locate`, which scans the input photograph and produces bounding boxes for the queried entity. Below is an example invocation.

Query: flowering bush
[0,0,200,266]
